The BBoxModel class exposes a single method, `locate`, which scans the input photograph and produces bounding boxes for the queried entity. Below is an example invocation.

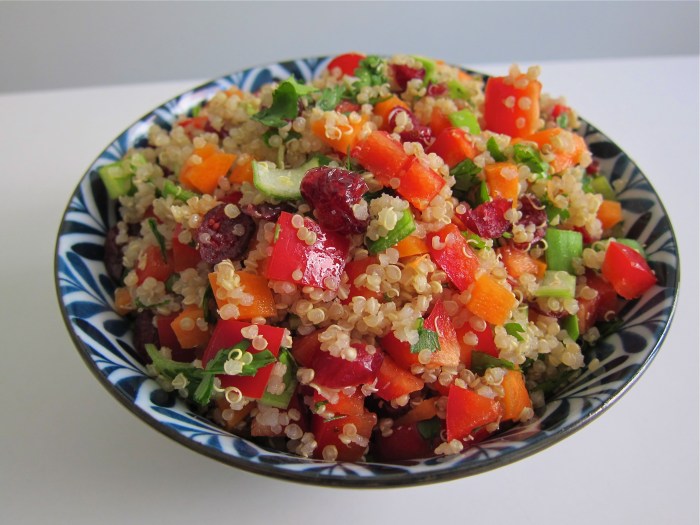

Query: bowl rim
[54,55,681,488]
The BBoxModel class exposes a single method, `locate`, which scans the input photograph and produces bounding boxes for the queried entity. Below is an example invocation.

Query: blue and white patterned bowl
[55,57,679,487]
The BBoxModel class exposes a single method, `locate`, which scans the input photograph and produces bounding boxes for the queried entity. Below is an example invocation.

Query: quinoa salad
[101,53,658,462]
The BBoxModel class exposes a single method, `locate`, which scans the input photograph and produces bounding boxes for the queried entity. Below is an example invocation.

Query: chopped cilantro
[504,322,525,341]
[165,273,179,294]
[556,113,569,128]
[347,55,388,102]
[462,231,487,250]
[201,284,216,324]
[478,180,491,204]
[147,218,167,261]
[513,143,549,176]
[318,86,346,111]
[451,158,481,192]
[253,77,317,128]
[417,417,441,440]
[410,318,441,354]
[470,351,516,374]
[487,137,507,162]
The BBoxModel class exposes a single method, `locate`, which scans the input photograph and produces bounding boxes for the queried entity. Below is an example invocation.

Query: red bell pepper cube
[375,422,437,461]
[446,383,503,442]
[265,211,349,290]
[312,410,377,462]
[577,272,620,333]
[136,245,173,284]
[395,157,446,211]
[427,127,477,168]
[484,74,542,138]
[311,344,384,389]
[343,256,382,304]
[312,390,365,417]
[380,330,419,371]
[375,354,424,401]
[202,318,285,399]
[327,53,366,77]
[290,330,322,368]
[428,223,480,292]
[351,131,410,185]
[456,322,499,370]
[601,241,657,300]
[171,224,201,272]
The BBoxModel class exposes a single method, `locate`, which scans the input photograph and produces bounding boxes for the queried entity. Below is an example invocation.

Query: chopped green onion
[534,270,577,299]
[448,109,481,135]
[470,351,516,374]
[366,208,416,254]
[147,218,167,261]
[590,176,617,201]
[462,231,487,250]
[504,322,525,342]
[544,228,582,274]
[162,180,197,202]
[487,137,507,162]
[562,315,579,340]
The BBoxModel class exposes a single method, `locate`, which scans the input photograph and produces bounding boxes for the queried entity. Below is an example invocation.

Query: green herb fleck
[162,180,197,202]
[487,137,507,162]
[470,351,516,374]
[556,113,569,128]
[416,417,441,440]
[165,273,179,294]
[318,86,346,111]
[504,322,525,342]
[253,77,316,128]
[410,318,441,354]
[451,158,481,192]
[148,218,167,261]
[513,143,549,176]
[462,231,487,250]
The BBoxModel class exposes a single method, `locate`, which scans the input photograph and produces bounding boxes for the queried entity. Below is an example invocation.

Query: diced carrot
[208,271,275,320]
[373,95,409,130]
[395,398,438,427]
[375,354,424,401]
[500,370,532,421]
[114,287,133,316]
[484,162,520,205]
[447,384,503,441]
[597,200,623,230]
[216,397,254,431]
[171,305,210,349]
[484,74,542,138]
[525,128,588,173]
[465,274,517,326]
[291,331,321,368]
[394,234,429,259]
[229,154,255,184]
[225,86,244,98]
[344,256,382,303]
[395,157,446,210]
[311,114,368,154]
[180,143,236,194]
[136,245,173,284]
[498,244,547,279]
[429,106,452,137]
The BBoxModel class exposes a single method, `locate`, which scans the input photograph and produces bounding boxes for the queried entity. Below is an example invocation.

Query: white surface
[0,56,697,524]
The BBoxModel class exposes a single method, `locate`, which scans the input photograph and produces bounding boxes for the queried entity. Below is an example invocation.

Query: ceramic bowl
[55,56,679,487]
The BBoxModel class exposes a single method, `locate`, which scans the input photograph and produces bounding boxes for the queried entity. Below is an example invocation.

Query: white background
[0,3,698,524]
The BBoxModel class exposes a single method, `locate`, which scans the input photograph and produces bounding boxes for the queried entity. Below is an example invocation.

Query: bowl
[55,56,679,487]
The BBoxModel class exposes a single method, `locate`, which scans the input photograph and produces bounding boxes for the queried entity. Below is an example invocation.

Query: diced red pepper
[375,354,424,401]
[265,212,349,290]
[290,331,321,368]
[484,75,542,138]
[429,107,453,137]
[156,313,197,362]
[423,300,460,368]
[171,224,201,272]
[343,256,382,304]
[577,272,620,333]
[395,157,446,211]
[312,410,377,462]
[201,319,285,399]
[380,331,419,371]
[327,53,366,76]
[428,223,480,292]
[601,241,657,300]
[312,344,384,389]
[136,245,173,284]
[351,131,410,185]
[312,390,365,417]
[375,422,437,461]
[446,384,503,442]
[427,127,477,168]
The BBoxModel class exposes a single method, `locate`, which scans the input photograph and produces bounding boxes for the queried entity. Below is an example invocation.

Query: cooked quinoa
[102,53,656,463]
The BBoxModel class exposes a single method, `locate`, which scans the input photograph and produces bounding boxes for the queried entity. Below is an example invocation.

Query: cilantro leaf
[470,351,516,374]
[318,86,346,111]
[410,318,441,354]
[253,77,316,128]
[346,55,388,103]
[504,322,525,342]
[512,143,549,176]
[487,137,507,162]
[556,113,569,128]
[417,417,441,440]
[451,158,481,192]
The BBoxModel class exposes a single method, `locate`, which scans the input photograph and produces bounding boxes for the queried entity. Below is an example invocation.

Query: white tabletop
[1,56,697,524]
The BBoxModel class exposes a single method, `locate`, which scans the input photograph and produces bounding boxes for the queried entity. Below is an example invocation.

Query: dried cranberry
[387,107,433,147]
[104,225,124,283]
[312,345,384,388]
[516,194,547,246]
[241,202,294,222]
[586,159,600,175]
[458,198,512,238]
[335,100,361,114]
[427,83,448,97]
[300,166,369,235]
[390,64,426,91]
[133,310,158,364]
[204,121,229,140]
[196,204,256,265]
